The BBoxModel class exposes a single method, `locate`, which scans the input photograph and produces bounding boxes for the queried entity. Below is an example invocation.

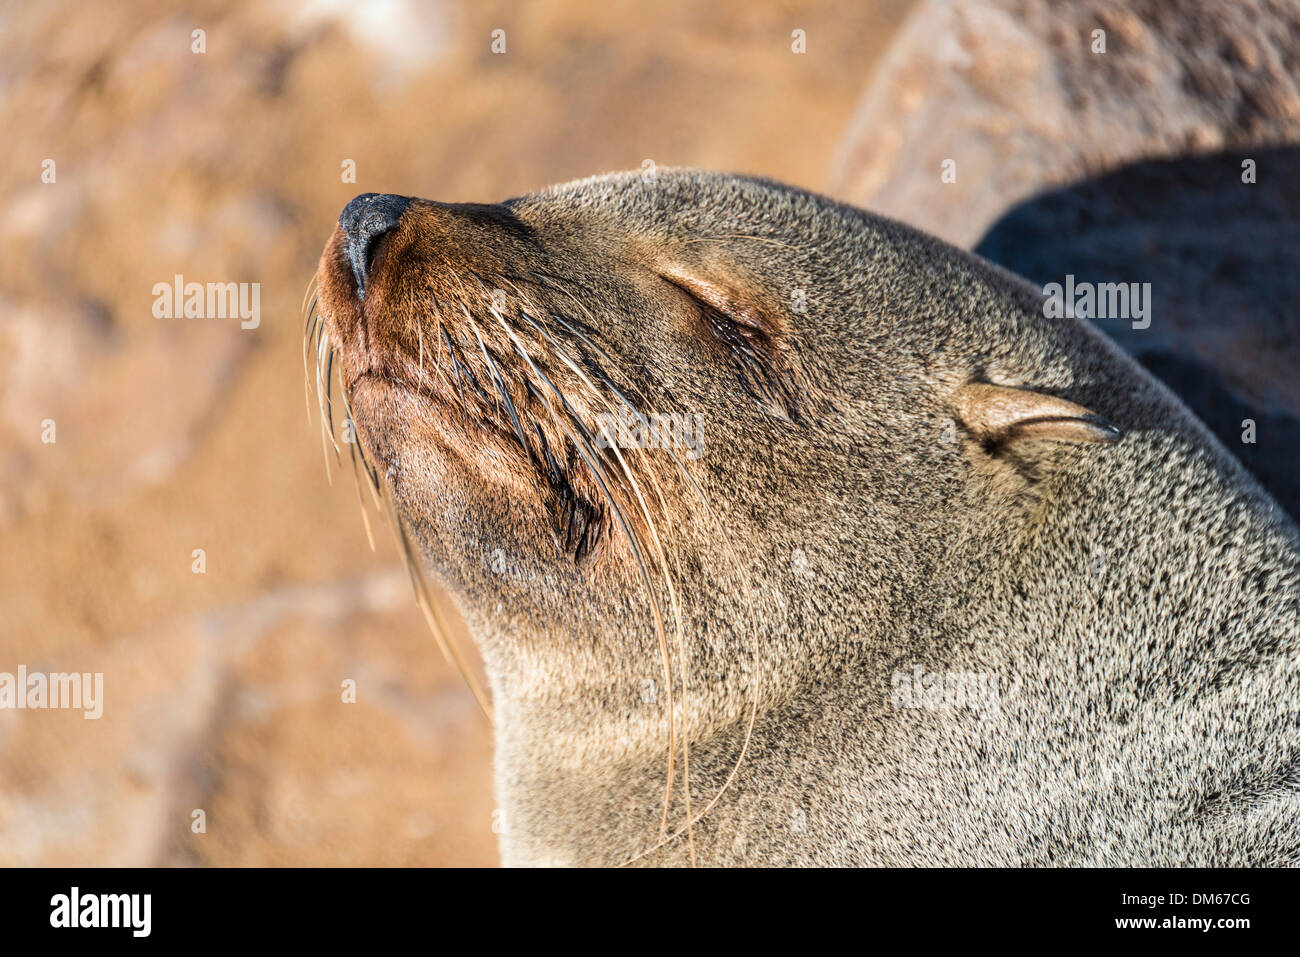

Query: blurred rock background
[0,0,911,866]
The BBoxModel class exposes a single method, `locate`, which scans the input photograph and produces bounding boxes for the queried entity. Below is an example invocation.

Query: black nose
[339,193,411,299]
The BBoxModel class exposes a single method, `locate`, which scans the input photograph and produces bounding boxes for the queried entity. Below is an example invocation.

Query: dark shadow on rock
[976,147,1300,520]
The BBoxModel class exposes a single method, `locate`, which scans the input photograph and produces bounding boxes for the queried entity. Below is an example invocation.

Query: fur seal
[308,170,1300,866]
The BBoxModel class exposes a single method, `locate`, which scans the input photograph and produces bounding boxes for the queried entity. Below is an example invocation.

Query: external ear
[952,383,1122,446]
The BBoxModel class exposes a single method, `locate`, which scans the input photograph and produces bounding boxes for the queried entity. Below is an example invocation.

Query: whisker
[302,298,319,426]
[325,346,341,464]
[488,272,697,852]
[302,293,318,334]
[507,303,697,856]
[315,333,335,485]
[338,382,385,513]
[348,439,377,551]
[385,479,494,722]
[465,314,505,422]
[498,331,679,843]
[306,260,766,865]
[300,275,318,317]
[509,274,762,866]
[440,326,472,416]
[472,324,531,453]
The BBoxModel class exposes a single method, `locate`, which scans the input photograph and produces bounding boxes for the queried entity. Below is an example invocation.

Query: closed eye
[657,267,820,424]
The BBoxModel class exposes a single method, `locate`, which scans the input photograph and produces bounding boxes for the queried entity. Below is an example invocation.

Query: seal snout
[339,193,412,300]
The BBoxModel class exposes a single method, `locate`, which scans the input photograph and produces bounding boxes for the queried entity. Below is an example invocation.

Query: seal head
[309,170,1299,867]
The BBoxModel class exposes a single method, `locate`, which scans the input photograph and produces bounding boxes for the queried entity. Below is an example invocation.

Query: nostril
[339,193,412,299]
[357,220,394,282]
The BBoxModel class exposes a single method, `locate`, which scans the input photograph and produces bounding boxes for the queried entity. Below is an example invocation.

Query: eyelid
[656,266,775,341]
[654,265,821,424]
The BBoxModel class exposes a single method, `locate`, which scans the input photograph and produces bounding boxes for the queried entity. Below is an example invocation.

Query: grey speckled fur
[330,169,1300,866]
